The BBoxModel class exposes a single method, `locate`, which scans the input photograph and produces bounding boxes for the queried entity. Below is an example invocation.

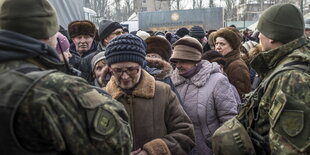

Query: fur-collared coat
[145,57,183,104]
[223,49,251,97]
[105,70,195,155]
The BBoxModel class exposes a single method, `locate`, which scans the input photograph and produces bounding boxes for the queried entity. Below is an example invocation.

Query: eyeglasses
[111,31,123,36]
[110,66,140,76]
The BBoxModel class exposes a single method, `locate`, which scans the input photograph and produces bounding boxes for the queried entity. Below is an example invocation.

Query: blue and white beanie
[105,34,146,66]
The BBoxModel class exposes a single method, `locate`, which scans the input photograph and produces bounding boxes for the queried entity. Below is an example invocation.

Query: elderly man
[212,3,310,155]
[79,20,123,83]
[0,0,132,154]
[105,34,195,155]
[68,20,97,69]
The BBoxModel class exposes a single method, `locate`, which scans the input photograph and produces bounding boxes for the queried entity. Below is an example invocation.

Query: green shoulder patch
[280,110,304,137]
[93,107,119,136]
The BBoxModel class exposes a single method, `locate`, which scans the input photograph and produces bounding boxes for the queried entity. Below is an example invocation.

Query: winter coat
[171,60,238,155]
[105,70,195,155]
[222,49,251,98]
[145,57,183,104]
[245,36,310,154]
[0,30,132,154]
[69,41,97,69]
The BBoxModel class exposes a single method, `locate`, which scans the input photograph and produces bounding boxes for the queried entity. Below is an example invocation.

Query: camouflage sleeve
[16,73,132,155]
[266,70,310,154]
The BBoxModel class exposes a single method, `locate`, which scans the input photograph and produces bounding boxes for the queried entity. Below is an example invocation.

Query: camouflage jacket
[0,30,132,155]
[240,36,310,154]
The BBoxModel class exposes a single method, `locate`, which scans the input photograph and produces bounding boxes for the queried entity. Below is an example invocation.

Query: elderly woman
[213,27,251,98]
[170,36,238,155]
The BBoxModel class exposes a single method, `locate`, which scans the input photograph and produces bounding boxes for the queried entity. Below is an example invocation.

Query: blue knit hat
[105,34,146,66]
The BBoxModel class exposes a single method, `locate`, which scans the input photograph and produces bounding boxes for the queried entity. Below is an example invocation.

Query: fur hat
[213,28,241,50]
[257,3,304,44]
[170,36,202,62]
[145,36,172,62]
[68,20,96,38]
[0,0,58,39]
[136,30,150,40]
[105,34,146,66]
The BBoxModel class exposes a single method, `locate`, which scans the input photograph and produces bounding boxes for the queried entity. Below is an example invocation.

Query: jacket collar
[223,49,241,69]
[171,60,222,87]
[250,36,308,77]
[105,69,156,99]
[145,57,173,80]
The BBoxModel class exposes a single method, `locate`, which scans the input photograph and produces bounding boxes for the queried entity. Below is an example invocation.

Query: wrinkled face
[94,60,107,80]
[258,33,272,51]
[146,53,162,59]
[305,29,310,38]
[58,49,72,62]
[72,35,94,54]
[110,62,142,89]
[174,59,196,75]
[104,28,123,45]
[215,37,233,56]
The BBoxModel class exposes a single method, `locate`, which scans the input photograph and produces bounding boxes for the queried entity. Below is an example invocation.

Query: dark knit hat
[0,0,58,39]
[257,3,304,44]
[175,27,189,38]
[202,50,226,66]
[145,36,172,62]
[189,26,206,39]
[170,36,202,62]
[99,20,123,41]
[105,34,146,66]
[68,20,96,38]
[213,28,241,50]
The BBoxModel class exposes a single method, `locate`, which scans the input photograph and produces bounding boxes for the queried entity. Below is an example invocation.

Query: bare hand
[130,148,142,155]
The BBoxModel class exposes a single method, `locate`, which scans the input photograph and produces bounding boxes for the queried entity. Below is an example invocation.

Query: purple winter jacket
[171,60,238,155]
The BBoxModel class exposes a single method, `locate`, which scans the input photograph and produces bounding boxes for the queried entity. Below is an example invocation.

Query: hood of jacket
[105,69,156,99]
[0,30,60,63]
[145,57,173,80]
[251,36,310,78]
[171,60,222,87]
[0,30,65,70]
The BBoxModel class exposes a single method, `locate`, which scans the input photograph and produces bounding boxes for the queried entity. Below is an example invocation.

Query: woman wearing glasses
[104,34,195,155]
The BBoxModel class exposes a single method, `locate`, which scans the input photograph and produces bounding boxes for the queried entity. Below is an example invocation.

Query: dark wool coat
[105,70,195,155]
[223,49,251,97]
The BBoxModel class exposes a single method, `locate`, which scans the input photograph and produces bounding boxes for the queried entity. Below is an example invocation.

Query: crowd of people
[0,0,309,155]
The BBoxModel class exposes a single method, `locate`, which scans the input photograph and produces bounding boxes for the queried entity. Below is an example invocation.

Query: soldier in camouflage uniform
[0,0,132,154]
[212,3,310,155]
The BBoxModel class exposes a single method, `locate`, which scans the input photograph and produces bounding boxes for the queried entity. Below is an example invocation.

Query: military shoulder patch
[93,107,119,136]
